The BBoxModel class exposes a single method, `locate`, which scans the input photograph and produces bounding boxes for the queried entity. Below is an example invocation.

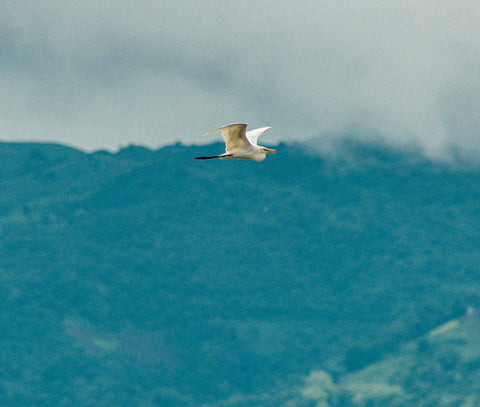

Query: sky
[1,1,479,157]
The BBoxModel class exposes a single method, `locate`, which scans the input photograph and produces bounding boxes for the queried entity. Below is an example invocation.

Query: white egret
[195,123,276,162]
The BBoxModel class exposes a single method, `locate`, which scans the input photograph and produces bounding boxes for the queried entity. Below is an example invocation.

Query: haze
[1,1,479,157]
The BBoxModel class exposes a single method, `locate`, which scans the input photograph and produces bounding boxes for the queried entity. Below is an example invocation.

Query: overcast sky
[1,1,479,156]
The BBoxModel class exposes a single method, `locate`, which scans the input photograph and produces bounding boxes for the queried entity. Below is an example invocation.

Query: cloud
[0,1,479,157]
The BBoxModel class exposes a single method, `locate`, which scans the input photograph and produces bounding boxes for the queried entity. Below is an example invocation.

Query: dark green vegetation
[1,139,480,406]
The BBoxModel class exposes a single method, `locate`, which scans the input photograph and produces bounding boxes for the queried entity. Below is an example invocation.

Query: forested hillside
[1,140,479,406]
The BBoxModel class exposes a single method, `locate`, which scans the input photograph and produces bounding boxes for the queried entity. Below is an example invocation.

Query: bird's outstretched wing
[204,123,250,151]
[246,127,271,146]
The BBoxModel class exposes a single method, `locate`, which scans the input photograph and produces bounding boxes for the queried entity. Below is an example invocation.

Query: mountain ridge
[1,139,479,405]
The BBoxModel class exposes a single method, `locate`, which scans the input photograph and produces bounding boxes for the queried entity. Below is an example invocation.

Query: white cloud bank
[0,1,479,157]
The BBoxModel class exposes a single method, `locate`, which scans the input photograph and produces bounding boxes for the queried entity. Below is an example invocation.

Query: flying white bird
[195,123,276,162]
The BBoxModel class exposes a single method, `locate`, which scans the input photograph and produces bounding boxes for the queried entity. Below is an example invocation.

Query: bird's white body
[195,123,275,162]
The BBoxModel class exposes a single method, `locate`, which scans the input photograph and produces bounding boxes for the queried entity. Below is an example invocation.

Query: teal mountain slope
[1,140,479,406]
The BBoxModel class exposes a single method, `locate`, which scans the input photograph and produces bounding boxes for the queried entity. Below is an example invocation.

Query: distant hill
[1,139,479,406]
[334,309,480,406]
[230,310,480,406]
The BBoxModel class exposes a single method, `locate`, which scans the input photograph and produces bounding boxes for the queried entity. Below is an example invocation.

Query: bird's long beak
[263,148,276,154]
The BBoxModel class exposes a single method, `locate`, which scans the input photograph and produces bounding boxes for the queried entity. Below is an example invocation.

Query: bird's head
[263,147,276,154]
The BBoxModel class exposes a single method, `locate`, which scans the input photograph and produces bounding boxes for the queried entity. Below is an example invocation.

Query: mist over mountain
[1,139,480,406]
